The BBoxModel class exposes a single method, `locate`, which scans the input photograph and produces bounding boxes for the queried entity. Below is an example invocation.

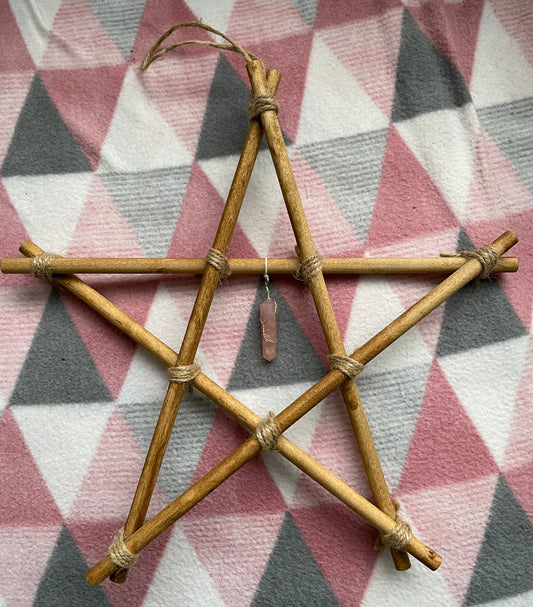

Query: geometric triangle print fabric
[1,1,532,605]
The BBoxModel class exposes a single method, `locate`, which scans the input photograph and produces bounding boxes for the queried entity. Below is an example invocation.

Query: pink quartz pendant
[260,297,278,361]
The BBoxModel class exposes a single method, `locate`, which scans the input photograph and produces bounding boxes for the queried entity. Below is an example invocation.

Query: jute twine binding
[31,253,58,281]
[140,21,259,71]
[248,94,279,119]
[108,529,139,569]
[255,412,281,451]
[440,244,500,279]
[328,354,365,380]
[167,363,201,384]
[374,503,412,551]
[205,248,231,280]
[295,253,324,282]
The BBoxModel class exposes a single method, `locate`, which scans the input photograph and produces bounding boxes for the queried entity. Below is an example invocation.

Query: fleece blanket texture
[0,1,532,605]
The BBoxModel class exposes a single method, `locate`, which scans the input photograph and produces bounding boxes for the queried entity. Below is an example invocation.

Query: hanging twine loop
[140,21,259,71]
[205,248,231,280]
[295,253,324,283]
[167,363,201,384]
[375,503,412,551]
[31,252,58,281]
[255,412,281,451]
[440,244,500,279]
[108,529,139,569]
[328,354,365,380]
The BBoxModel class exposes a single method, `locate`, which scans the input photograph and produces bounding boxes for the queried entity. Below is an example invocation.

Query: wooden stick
[115,68,281,583]
[20,240,442,579]
[23,231,516,583]
[247,60,411,569]
[1,255,519,275]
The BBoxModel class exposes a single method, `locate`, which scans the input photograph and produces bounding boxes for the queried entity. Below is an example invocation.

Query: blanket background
[1,1,532,605]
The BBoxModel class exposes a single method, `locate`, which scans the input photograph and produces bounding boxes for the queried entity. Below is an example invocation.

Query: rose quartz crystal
[260,298,278,361]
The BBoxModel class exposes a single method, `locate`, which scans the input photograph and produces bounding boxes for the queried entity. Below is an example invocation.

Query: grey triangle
[251,512,341,607]
[358,362,430,490]
[120,393,216,500]
[100,165,191,256]
[436,229,526,358]
[299,129,388,242]
[85,0,145,59]
[1,74,92,177]
[290,0,319,27]
[10,291,112,405]
[478,98,533,194]
[33,526,113,607]
[227,280,326,390]
[391,10,471,122]
[196,55,253,160]
[465,475,533,605]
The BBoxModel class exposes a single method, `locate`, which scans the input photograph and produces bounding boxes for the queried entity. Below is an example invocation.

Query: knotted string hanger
[140,21,259,71]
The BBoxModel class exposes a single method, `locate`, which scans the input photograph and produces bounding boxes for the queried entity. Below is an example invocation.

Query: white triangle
[142,525,226,607]
[297,34,388,145]
[345,276,433,376]
[9,0,63,66]
[10,402,113,517]
[183,1,236,34]
[98,68,192,173]
[3,172,93,253]
[439,335,529,467]
[396,104,478,223]
[362,542,459,607]
[199,149,283,257]
[471,3,533,108]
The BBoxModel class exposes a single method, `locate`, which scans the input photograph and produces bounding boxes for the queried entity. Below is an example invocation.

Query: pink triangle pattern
[0,2,36,73]
[0,409,63,526]
[318,7,403,117]
[0,72,34,164]
[0,525,62,607]
[188,409,287,518]
[491,0,533,66]
[40,65,128,170]
[400,361,498,494]
[41,0,125,69]
[69,408,168,523]
[291,503,379,607]
[407,0,484,83]
[399,475,499,604]
[181,512,285,607]
[367,126,459,250]
[315,0,402,29]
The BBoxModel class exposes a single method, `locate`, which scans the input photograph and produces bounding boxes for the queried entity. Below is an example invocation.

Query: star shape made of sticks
[1,23,519,589]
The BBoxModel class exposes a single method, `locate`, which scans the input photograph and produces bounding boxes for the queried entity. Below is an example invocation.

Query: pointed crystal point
[260,297,278,361]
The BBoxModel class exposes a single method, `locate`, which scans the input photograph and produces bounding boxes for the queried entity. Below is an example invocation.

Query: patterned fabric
[1,1,532,605]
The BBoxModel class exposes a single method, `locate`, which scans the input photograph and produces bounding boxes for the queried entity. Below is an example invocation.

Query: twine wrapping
[328,354,365,380]
[375,503,412,551]
[141,21,259,71]
[108,529,139,569]
[296,253,323,282]
[31,253,58,281]
[248,94,279,119]
[205,248,231,280]
[440,244,500,279]
[167,363,201,384]
[255,412,281,451]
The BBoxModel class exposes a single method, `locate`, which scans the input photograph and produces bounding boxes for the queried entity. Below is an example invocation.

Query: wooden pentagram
[1,25,519,588]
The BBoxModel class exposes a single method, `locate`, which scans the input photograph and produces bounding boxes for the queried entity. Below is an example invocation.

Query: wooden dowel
[247,60,411,569]
[1,255,519,275]
[114,68,282,583]
[19,242,442,581]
